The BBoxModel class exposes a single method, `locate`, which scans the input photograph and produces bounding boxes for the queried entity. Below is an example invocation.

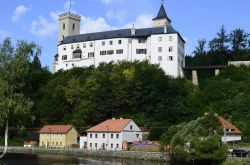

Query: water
[0,153,166,165]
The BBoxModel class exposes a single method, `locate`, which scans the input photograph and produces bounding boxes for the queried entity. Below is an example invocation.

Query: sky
[0,0,250,69]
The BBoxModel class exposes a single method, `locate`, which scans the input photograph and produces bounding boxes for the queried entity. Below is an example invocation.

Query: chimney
[131,24,136,36]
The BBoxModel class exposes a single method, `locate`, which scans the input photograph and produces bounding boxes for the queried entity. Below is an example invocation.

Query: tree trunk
[0,120,8,159]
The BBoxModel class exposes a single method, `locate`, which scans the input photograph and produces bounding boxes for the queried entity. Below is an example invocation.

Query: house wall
[39,133,66,148]
[221,135,241,143]
[122,120,142,142]
[65,127,78,147]
[79,136,88,149]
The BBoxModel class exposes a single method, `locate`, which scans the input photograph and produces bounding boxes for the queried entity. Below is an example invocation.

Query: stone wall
[0,146,169,162]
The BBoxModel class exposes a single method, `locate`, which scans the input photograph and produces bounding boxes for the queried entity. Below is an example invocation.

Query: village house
[80,118,142,150]
[39,125,77,148]
[218,116,242,143]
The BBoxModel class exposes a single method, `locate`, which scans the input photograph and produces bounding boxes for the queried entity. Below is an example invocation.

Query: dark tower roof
[152,3,171,22]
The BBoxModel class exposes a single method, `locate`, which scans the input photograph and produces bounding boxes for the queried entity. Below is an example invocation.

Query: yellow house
[39,125,77,148]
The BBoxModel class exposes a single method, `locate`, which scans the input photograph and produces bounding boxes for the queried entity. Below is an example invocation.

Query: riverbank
[0,146,169,162]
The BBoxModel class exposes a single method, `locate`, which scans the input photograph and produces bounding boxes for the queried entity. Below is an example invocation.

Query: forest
[0,25,250,149]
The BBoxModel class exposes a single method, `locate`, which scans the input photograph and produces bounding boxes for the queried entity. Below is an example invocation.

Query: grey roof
[152,4,171,22]
[61,26,185,45]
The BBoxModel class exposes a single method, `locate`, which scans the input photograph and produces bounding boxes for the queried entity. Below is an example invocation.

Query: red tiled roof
[218,116,241,134]
[39,125,73,134]
[87,119,132,132]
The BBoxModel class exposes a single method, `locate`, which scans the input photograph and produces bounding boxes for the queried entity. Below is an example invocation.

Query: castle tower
[58,12,81,44]
[152,3,171,27]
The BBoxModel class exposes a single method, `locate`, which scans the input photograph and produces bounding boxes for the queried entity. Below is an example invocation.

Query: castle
[53,3,185,77]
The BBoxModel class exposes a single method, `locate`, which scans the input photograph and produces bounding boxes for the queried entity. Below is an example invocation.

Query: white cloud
[125,14,153,29]
[30,14,57,38]
[101,0,123,5]
[106,9,127,23]
[63,0,76,12]
[12,5,30,22]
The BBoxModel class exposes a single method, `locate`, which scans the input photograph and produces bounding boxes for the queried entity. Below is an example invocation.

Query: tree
[209,25,229,53]
[229,28,249,55]
[0,38,39,158]
[193,39,207,56]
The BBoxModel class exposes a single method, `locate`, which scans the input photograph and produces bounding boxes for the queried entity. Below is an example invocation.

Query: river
[0,153,167,165]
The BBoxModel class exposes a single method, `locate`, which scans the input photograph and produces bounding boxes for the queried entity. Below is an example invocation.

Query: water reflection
[0,153,167,165]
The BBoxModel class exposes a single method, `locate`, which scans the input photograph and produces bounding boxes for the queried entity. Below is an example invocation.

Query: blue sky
[0,0,250,69]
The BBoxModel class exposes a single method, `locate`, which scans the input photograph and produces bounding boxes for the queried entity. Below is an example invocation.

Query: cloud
[12,5,30,22]
[30,13,57,38]
[63,0,76,12]
[101,0,124,5]
[106,9,127,23]
[125,14,153,28]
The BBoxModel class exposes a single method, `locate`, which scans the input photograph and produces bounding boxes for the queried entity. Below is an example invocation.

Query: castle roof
[61,26,185,45]
[152,4,171,22]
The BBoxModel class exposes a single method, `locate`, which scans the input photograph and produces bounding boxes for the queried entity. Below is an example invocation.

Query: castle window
[158,56,162,61]
[72,23,75,30]
[102,41,105,46]
[88,52,94,58]
[116,134,119,139]
[63,46,66,50]
[90,43,93,47]
[63,23,65,30]
[76,44,80,49]
[158,37,162,42]
[62,55,67,60]
[107,50,114,55]
[100,51,106,55]
[169,36,173,41]
[169,46,173,52]
[83,43,86,48]
[168,56,173,61]
[109,41,113,45]
[71,44,74,49]
[158,47,162,52]
[136,49,147,54]
[116,49,123,54]
[118,40,122,44]
[138,39,146,43]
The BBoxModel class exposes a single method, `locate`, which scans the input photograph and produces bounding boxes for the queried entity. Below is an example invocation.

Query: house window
[158,56,162,61]
[111,143,113,148]
[63,23,65,30]
[169,46,173,52]
[90,134,92,138]
[95,143,97,147]
[136,49,147,54]
[55,56,58,62]
[107,50,114,55]
[66,64,68,67]
[83,43,86,48]
[136,134,140,138]
[109,41,113,45]
[95,134,98,138]
[138,39,146,43]
[168,56,173,61]
[102,41,105,46]
[130,125,133,130]
[42,142,44,146]
[118,40,122,44]
[72,52,81,59]
[169,36,173,41]
[76,44,80,49]
[158,37,162,42]
[72,63,74,67]
[116,134,119,139]
[60,142,62,146]
[90,143,92,147]
[116,144,119,148]
[52,142,54,146]
[62,55,67,60]
[158,47,162,52]
[63,46,66,50]
[100,51,106,55]
[111,134,113,138]
[103,134,105,138]
[56,142,58,146]
[88,52,94,58]
[116,49,123,54]
[72,23,75,30]
[90,43,93,47]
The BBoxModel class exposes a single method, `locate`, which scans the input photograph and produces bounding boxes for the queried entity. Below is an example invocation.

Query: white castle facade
[53,3,185,77]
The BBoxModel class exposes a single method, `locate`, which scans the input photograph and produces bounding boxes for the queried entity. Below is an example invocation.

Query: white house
[80,118,142,150]
[218,116,242,143]
[53,3,185,77]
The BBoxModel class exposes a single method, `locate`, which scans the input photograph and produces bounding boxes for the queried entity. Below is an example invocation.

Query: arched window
[63,23,65,30]
[72,23,75,30]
